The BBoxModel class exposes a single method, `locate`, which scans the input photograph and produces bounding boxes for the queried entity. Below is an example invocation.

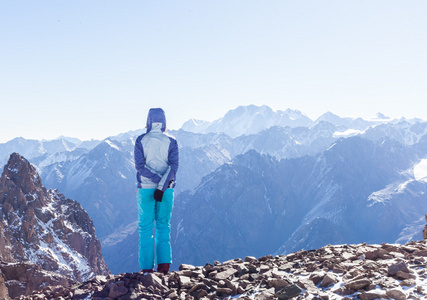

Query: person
[134,108,179,274]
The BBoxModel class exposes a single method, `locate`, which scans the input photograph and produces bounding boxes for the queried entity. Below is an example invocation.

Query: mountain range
[0,105,426,274]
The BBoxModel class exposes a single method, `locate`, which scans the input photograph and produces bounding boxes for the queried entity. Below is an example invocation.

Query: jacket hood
[146,108,166,132]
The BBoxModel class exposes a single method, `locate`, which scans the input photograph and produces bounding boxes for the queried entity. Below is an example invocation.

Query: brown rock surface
[14,240,427,300]
[423,214,427,240]
[0,153,110,299]
[0,261,75,299]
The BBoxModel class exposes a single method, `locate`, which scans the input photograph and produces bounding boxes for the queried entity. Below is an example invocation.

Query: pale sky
[1,0,426,143]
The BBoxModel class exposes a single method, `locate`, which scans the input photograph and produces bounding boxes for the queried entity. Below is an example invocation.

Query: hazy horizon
[1,104,425,144]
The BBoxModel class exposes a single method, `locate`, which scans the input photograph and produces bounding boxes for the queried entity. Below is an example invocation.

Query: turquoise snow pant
[137,188,174,270]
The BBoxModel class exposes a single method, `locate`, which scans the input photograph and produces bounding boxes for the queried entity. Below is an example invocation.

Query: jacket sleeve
[134,136,161,185]
[157,138,179,192]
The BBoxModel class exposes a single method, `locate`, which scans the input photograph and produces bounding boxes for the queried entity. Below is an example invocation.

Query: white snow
[227,247,427,300]
[333,129,363,138]
[66,158,96,189]
[24,192,38,203]
[414,159,427,182]
[22,191,96,282]
[37,152,81,169]
[7,166,19,173]
[105,139,120,151]
[368,160,427,205]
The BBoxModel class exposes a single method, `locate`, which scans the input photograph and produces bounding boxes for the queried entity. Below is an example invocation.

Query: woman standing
[134,108,179,273]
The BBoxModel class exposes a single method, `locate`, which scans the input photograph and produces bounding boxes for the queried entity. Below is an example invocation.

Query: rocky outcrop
[423,214,427,240]
[0,153,110,298]
[17,240,427,299]
[0,261,75,299]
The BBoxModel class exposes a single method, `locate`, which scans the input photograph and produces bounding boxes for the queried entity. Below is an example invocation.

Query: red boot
[157,263,170,274]
[141,268,154,274]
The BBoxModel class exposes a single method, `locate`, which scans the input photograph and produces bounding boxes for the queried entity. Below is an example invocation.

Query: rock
[399,279,416,287]
[9,238,427,300]
[179,264,196,271]
[319,273,337,288]
[416,285,426,295]
[271,269,286,279]
[309,272,325,285]
[259,265,270,273]
[256,288,275,300]
[344,279,371,290]
[0,262,75,299]
[386,288,407,300]
[213,268,238,281]
[73,288,91,299]
[244,256,257,263]
[413,250,427,256]
[235,263,249,276]
[278,263,293,272]
[267,278,289,289]
[359,290,386,300]
[223,258,243,265]
[216,288,233,297]
[140,273,169,292]
[108,282,128,298]
[275,284,303,299]
[388,261,410,276]
[197,289,208,298]
[396,270,410,279]
[258,255,273,262]
[332,266,346,274]
[297,278,318,293]
[422,215,427,240]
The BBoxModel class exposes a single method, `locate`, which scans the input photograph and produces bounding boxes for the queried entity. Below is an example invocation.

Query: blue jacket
[134,108,179,191]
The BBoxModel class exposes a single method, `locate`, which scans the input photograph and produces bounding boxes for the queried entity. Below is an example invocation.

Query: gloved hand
[154,189,164,202]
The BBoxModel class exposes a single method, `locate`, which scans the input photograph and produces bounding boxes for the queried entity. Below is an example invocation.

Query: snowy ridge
[4,189,95,282]
[0,153,109,284]
[180,105,313,138]
[414,159,427,182]
[24,190,94,281]
[363,121,427,146]
[368,159,427,206]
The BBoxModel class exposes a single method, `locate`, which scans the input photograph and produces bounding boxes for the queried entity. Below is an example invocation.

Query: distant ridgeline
[0,105,426,274]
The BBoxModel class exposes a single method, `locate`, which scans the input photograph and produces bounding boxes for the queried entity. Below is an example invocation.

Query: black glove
[154,189,164,202]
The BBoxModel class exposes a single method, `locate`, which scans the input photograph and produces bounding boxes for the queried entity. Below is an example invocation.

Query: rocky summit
[0,153,109,299]
[17,240,427,300]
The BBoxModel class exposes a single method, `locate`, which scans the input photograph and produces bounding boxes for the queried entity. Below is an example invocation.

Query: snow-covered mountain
[180,105,421,138]
[0,153,109,288]
[39,138,137,239]
[0,136,100,174]
[169,135,427,269]
[181,105,312,138]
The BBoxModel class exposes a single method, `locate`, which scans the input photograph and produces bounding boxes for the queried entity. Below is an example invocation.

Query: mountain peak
[375,112,390,120]
[180,119,211,133]
[223,104,273,117]
[316,111,342,121]
[180,105,312,138]
[3,152,43,195]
